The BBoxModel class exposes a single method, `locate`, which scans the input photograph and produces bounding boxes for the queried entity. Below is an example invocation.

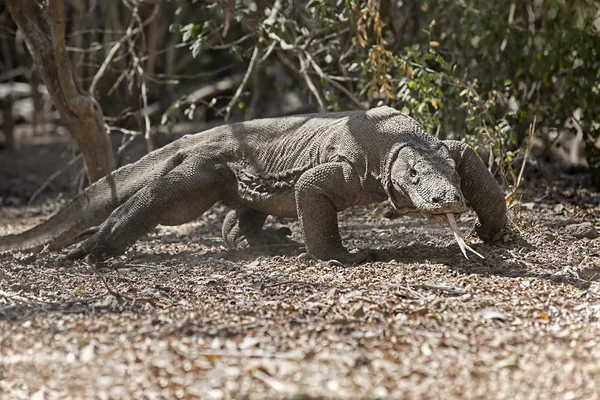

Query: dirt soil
[1,135,600,399]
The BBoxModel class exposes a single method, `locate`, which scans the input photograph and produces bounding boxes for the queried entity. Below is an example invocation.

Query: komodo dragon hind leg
[67,160,228,262]
[222,208,293,250]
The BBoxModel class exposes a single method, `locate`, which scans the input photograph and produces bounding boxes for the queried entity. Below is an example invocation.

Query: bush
[173,0,600,187]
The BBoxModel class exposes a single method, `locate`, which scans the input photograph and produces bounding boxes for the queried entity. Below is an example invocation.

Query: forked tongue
[446,213,484,260]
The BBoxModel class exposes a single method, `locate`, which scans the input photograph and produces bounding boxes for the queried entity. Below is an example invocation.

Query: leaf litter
[0,175,599,399]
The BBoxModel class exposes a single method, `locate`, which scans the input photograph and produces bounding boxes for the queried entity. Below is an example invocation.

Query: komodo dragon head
[386,143,467,221]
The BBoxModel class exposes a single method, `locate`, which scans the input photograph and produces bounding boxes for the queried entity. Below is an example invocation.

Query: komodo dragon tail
[0,141,188,253]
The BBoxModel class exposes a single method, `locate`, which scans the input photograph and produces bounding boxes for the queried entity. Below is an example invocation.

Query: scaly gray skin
[0,107,507,264]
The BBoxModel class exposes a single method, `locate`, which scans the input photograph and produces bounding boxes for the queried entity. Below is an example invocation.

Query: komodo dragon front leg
[221,208,293,249]
[68,159,230,261]
[294,162,372,264]
[443,140,508,241]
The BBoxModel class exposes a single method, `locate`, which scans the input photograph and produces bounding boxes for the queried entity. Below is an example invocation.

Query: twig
[390,284,466,296]
[140,77,152,151]
[0,67,27,82]
[263,280,319,289]
[253,369,299,393]
[148,64,233,81]
[89,40,122,95]
[66,43,105,53]
[306,28,350,48]
[184,73,244,104]
[105,123,141,137]
[275,50,304,82]
[224,46,260,121]
[507,115,536,201]
[28,154,83,205]
[409,284,467,295]
[304,51,365,109]
[324,75,359,82]
[107,69,128,97]
[133,20,152,154]
[88,262,132,302]
[125,5,153,152]
[299,55,326,111]
[211,34,252,50]
[182,349,304,361]
[0,290,49,307]
[87,4,163,94]
[392,284,424,299]
[259,40,278,63]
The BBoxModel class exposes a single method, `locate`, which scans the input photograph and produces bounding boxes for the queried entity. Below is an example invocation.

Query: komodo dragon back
[0,140,189,252]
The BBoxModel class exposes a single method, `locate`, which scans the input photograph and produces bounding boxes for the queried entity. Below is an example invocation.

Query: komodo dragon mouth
[426,212,461,224]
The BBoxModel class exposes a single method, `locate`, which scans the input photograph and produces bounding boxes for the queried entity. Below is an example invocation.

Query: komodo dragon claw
[76,226,99,240]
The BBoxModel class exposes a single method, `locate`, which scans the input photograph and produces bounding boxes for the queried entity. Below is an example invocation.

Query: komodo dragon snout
[389,145,467,220]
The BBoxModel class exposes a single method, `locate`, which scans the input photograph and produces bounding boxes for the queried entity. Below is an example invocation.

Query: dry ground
[0,168,599,399]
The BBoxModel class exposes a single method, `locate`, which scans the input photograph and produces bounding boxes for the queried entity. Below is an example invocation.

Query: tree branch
[224,46,260,121]
[304,51,365,110]
[50,0,80,101]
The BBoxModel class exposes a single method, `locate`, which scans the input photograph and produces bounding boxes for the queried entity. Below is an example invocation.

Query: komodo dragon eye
[409,168,417,177]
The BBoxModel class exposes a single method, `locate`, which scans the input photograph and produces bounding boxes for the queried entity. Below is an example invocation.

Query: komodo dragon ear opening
[436,143,456,169]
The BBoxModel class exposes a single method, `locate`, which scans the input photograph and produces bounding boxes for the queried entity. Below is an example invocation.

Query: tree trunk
[6,0,115,183]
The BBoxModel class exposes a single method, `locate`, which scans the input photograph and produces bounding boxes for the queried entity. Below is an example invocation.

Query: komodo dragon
[0,106,507,264]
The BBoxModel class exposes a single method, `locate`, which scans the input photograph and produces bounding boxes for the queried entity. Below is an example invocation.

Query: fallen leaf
[351,303,365,318]
[495,358,521,370]
[478,308,509,322]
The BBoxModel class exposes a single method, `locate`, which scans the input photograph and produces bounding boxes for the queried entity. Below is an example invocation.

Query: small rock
[322,273,335,282]
[576,259,600,281]
[543,233,557,242]
[350,302,365,318]
[251,281,264,290]
[564,222,598,239]
[80,342,96,363]
[31,389,46,400]
[588,283,600,297]
[371,386,389,399]
[522,202,535,210]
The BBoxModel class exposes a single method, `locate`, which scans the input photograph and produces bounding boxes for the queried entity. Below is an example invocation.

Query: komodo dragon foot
[229,226,296,249]
[222,209,297,249]
[64,225,126,263]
